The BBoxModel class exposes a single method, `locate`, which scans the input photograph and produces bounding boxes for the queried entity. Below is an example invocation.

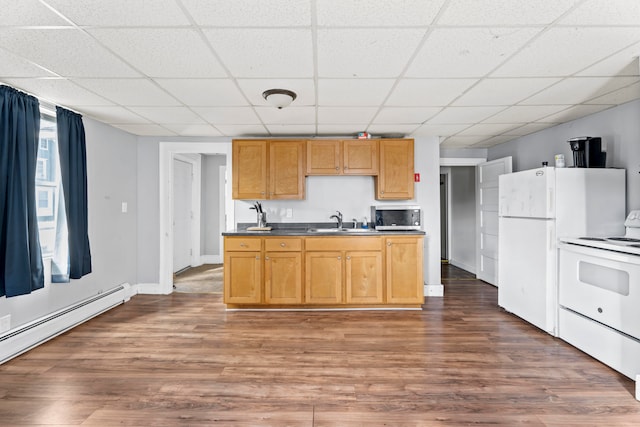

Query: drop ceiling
[1,0,639,148]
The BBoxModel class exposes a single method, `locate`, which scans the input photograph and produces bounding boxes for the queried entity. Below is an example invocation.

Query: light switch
[286,208,293,218]
[121,202,128,213]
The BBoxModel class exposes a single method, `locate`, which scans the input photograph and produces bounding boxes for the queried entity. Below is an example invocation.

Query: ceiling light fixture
[262,88,297,109]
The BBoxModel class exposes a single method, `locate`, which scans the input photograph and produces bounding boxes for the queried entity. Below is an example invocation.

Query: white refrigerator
[497,166,625,336]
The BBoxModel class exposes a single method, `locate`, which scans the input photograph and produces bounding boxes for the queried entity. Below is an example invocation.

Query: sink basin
[307,228,376,233]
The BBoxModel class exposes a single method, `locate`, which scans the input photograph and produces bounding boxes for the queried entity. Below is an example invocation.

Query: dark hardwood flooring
[1,264,639,426]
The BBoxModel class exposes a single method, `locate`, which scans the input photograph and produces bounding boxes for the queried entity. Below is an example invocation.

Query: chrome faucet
[352,218,358,229]
[330,211,343,229]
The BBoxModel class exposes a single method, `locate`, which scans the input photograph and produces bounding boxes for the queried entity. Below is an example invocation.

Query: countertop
[223,222,425,237]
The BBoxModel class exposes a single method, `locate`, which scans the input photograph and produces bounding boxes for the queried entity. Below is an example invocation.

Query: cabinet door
[265,252,302,304]
[224,251,262,304]
[345,251,383,304]
[269,140,305,199]
[343,139,378,175]
[376,139,414,200]
[305,251,343,304]
[306,140,341,175]
[385,237,424,304]
[232,140,268,200]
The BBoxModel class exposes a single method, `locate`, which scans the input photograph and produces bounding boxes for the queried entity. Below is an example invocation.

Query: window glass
[36,115,60,257]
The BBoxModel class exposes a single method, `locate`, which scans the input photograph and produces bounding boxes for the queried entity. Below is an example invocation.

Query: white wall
[0,118,138,328]
[489,99,640,211]
[448,166,476,273]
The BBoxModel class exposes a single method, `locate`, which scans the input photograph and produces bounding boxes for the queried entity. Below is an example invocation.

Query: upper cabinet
[233,138,415,200]
[375,139,415,200]
[232,139,305,200]
[306,139,378,175]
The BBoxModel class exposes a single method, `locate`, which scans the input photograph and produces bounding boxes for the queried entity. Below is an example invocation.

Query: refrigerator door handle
[548,188,554,217]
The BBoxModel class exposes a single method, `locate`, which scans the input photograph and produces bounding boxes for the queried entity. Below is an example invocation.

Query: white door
[173,159,193,273]
[476,157,512,285]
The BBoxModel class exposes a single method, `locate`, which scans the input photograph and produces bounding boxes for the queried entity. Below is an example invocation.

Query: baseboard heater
[0,283,132,365]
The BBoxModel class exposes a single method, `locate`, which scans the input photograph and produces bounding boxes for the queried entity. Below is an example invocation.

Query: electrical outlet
[286,208,293,218]
[0,315,10,334]
[121,202,128,213]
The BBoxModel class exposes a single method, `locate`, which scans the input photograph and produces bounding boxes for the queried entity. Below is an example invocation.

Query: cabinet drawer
[225,237,261,251]
[305,236,382,251]
[265,238,302,252]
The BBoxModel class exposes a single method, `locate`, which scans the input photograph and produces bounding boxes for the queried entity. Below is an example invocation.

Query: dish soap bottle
[361,216,369,229]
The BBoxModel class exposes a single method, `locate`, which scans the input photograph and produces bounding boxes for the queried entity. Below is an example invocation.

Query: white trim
[425,284,444,297]
[440,157,486,166]
[159,142,233,295]
[200,255,222,264]
[450,259,476,274]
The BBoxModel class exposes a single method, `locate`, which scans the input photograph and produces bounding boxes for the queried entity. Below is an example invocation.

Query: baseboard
[200,255,222,264]
[0,283,132,365]
[425,284,444,297]
[135,282,165,295]
[450,259,476,274]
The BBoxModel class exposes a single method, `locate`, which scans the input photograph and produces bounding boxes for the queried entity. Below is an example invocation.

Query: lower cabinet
[224,234,423,308]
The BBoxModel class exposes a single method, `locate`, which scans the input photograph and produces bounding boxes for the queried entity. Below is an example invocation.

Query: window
[36,114,61,257]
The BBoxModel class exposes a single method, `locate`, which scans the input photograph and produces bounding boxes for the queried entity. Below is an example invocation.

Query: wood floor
[1,264,639,426]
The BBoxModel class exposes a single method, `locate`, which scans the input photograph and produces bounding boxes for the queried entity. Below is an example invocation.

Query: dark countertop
[223,222,426,237]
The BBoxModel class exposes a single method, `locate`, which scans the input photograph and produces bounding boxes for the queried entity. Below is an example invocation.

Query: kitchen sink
[306,228,376,233]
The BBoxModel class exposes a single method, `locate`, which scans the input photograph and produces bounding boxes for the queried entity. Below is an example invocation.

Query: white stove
[559,210,640,256]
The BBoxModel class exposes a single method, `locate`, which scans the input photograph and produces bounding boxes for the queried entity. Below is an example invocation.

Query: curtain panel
[0,85,44,297]
[53,107,91,282]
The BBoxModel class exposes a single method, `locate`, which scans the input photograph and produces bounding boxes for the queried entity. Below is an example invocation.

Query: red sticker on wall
[414,173,420,182]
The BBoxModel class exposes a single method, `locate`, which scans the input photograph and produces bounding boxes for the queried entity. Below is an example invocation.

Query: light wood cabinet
[232,139,268,200]
[224,237,262,304]
[232,139,305,200]
[265,238,302,304]
[306,139,378,175]
[224,234,422,308]
[385,236,424,304]
[375,138,414,200]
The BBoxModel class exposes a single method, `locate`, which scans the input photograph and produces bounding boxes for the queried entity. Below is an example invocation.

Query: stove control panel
[624,210,640,228]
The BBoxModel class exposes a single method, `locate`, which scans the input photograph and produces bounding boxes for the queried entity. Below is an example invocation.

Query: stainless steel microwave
[371,205,421,230]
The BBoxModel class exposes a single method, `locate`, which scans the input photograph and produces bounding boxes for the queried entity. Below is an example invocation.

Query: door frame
[172,154,200,272]
[159,142,233,295]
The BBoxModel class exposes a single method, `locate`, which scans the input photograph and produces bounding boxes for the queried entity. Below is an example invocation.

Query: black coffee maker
[568,136,606,168]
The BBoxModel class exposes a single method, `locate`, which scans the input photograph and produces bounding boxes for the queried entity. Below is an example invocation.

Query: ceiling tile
[203,29,313,78]
[577,43,640,77]
[386,79,478,106]
[0,28,140,78]
[502,122,557,136]
[0,48,57,78]
[76,105,150,124]
[411,123,471,137]
[127,107,206,124]
[438,0,579,25]
[0,0,70,25]
[440,135,489,145]
[215,124,268,136]
[192,107,261,125]
[156,79,248,107]
[264,124,317,135]
[73,78,180,106]
[456,123,519,136]
[318,79,395,106]
[585,82,640,105]
[164,124,223,137]
[538,104,613,123]
[492,27,640,77]
[318,107,378,124]
[89,29,226,78]
[407,28,539,78]
[317,29,425,78]
[45,0,191,26]
[471,135,515,147]
[181,0,311,26]
[373,107,441,124]
[112,123,176,136]
[367,124,419,136]
[237,79,315,106]
[427,106,506,124]
[3,77,112,106]
[521,77,639,105]
[559,0,640,25]
[453,78,560,106]
[483,105,570,123]
[316,0,444,26]
[255,107,315,125]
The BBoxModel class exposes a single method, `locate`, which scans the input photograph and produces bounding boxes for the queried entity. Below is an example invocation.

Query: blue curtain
[0,85,44,297]
[53,107,91,282]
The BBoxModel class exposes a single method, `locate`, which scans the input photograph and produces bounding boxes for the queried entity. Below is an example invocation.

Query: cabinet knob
[335,166,339,170]
[337,256,341,260]
[346,256,351,260]
[280,242,286,247]
[265,256,270,260]
[387,242,392,246]
[240,243,246,247]
[381,191,385,194]
[256,256,260,260]
[344,166,348,170]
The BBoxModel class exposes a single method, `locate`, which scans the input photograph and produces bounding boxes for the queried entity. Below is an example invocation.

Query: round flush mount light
[262,88,297,109]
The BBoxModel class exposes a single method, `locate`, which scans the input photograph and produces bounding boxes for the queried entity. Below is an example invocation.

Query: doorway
[173,158,193,273]
[440,172,449,262]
